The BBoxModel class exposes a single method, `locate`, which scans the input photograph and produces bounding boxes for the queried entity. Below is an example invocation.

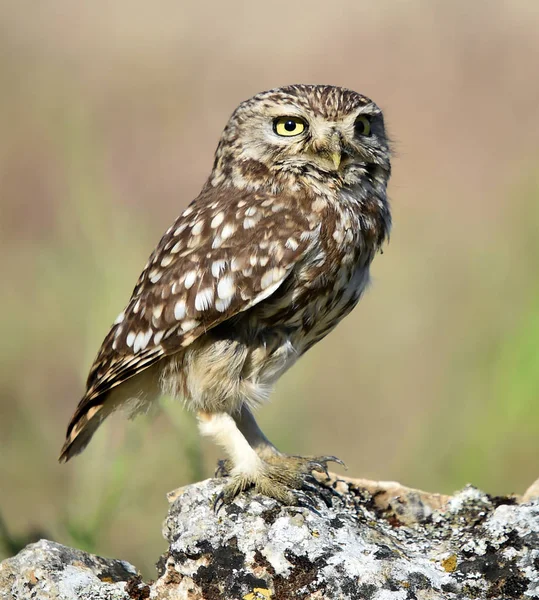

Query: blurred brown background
[1,0,538,577]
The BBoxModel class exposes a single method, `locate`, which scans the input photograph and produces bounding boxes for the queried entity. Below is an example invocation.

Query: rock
[1,476,538,599]
[0,539,139,600]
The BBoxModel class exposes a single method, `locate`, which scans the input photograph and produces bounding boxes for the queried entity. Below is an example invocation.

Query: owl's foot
[214,454,345,512]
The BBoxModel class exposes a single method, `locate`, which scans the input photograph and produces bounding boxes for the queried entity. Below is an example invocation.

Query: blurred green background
[1,0,538,578]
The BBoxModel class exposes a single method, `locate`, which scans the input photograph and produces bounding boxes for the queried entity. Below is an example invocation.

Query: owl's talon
[213,490,225,513]
[311,455,346,473]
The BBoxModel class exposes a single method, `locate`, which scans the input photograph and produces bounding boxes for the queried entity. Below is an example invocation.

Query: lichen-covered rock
[155,478,539,599]
[1,477,538,600]
[0,539,139,600]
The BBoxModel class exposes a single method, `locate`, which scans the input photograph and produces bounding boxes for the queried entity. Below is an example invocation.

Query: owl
[60,85,391,507]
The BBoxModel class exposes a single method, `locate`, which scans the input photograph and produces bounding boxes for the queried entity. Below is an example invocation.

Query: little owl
[60,84,391,506]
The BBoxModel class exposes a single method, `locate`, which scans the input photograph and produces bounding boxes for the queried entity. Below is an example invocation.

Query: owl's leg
[198,407,342,507]
[198,411,265,484]
[233,405,344,498]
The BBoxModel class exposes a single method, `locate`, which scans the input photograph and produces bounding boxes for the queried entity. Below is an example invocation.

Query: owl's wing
[62,186,319,449]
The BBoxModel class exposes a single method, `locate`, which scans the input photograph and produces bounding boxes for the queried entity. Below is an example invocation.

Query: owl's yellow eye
[273,116,307,137]
[355,115,371,136]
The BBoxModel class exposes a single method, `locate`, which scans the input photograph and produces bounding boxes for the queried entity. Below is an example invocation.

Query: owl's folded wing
[63,186,320,444]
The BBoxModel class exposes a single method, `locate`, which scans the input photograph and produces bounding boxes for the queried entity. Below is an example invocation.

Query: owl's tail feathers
[58,396,110,463]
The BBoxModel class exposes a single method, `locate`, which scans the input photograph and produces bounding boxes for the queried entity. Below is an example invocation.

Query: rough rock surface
[0,539,137,600]
[1,476,538,599]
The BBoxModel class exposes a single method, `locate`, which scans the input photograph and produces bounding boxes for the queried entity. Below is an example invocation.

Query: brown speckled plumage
[60,85,391,506]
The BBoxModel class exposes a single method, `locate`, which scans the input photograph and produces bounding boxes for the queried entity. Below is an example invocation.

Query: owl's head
[210,84,391,193]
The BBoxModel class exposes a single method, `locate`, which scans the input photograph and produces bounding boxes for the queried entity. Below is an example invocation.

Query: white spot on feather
[215,297,232,312]
[114,311,125,325]
[161,255,174,268]
[211,212,225,228]
[195,288,214,311]
[260,267,286,290]
[217,275,236,300]
[133,330,152,353]
[191,220,204,236]
[150,270,162,283]
[211,260,226,277]
[174,299,187,320]
[154,330,165,344]
[333,229,344,244]
[184,271,197,289]
[285,237,299,251]
[221,223,235,240]
[181,319,199,333]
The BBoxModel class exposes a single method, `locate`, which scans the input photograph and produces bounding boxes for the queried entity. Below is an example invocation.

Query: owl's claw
[300,455,346,479]
[213,490,225,514]
[212,453,344,511]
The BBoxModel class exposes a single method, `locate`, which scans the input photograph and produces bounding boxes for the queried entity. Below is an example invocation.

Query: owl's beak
[327,131,343,170]
[315,131,344,171]
[331,151,341,170]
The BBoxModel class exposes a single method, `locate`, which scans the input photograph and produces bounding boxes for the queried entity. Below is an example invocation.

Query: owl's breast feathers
[251,185,390,349]
[64,183,388,441]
